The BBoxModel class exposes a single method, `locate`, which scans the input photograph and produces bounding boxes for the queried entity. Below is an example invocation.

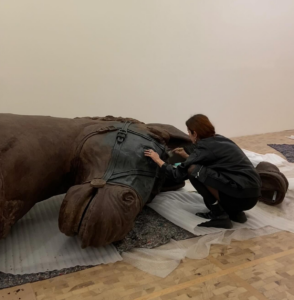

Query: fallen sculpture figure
[0,114,191,248]
[0,114,288,249]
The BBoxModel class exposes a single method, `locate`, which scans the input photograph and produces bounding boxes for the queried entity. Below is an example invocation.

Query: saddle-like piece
[59,122,169,247]
[256,161,289,205]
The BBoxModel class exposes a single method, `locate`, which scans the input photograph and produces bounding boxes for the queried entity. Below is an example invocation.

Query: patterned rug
[0,206,195,289]
[268,144,294,163]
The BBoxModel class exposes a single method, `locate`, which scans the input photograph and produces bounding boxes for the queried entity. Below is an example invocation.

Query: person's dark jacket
[161,135,261,198]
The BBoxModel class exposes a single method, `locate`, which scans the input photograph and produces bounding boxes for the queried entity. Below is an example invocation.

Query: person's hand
[144,149,160,162]
[172,148,189,159]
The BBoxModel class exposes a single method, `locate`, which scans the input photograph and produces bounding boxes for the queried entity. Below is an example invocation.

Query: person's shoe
[196,211,214,219]
[198,212,233,229]
[229,211,247,223]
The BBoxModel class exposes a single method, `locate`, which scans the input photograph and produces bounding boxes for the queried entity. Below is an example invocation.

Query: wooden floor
[1,129,294,300]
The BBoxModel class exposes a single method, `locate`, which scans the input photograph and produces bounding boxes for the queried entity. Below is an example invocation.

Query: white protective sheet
[1,150,293,278]
[0,195,122,275]
[123,150,294,277]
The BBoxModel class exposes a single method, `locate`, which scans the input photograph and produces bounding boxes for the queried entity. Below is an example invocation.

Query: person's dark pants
[189,176,258,218]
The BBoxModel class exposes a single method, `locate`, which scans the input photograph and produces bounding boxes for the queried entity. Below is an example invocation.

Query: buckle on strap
[117,129,127,143]
[90,178,106,188]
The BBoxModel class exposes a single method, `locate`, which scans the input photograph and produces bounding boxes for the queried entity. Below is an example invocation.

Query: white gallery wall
[1,0,294,137]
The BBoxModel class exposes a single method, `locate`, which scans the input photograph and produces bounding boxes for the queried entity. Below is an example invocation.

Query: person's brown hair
[185,114,215,139]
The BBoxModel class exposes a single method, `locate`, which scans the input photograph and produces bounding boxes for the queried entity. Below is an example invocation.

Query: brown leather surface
[256,161,289,205]
[0,113,190,247]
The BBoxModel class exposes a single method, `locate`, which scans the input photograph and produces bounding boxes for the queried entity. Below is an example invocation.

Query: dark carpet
[268,144,294,163]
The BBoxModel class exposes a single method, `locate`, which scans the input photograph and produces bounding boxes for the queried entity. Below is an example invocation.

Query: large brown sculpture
[0,113,190,248]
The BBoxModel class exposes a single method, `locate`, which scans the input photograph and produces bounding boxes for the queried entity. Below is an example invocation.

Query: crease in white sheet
[122,239,186,278]
[242,149,288,168]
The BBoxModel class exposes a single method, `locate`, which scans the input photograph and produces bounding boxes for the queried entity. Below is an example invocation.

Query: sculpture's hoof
[59,183,141,248]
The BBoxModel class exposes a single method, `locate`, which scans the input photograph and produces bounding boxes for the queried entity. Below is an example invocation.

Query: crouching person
[145,114,261,229]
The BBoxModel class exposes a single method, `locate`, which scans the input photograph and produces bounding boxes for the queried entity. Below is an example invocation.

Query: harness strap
[86,122,164,191]
[102,122,132,183]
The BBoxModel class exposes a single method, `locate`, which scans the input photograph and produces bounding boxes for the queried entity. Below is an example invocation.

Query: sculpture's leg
[0,172,33,239]
[0,197,26,240]
[0,173,10,239]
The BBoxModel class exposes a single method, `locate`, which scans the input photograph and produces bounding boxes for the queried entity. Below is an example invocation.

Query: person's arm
[144,149,189,183]
[184,143,215,166]
[172,148,189,159]
[161,162,189,183]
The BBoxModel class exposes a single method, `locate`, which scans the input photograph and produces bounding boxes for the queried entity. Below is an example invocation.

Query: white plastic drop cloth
[1,150,293,278]
[123,150,294,278]
[0,195,122,275]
